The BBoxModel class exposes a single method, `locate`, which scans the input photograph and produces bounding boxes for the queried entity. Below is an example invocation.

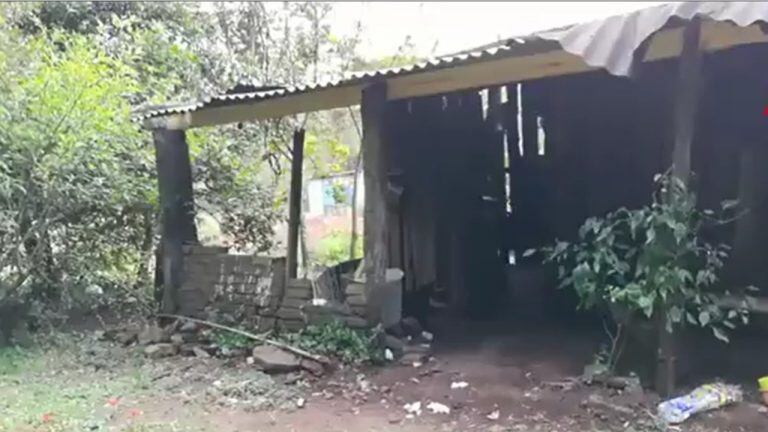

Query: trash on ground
[657,383,743,424]
[421,331,434,342]
[450,381,469,390]
[759,376,768,406]
[404,401,422,416]
[486,409,500,420]
[384,348,394,361]
[426,401,451,414]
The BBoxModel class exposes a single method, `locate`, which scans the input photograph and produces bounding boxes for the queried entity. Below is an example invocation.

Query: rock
[385,322,406,338]
[170,333,187,345]
[388,413,403,424]
[178,321,199,333]
[192,346,211,358]
[384,335,406,356]
[114,330,138,346]
[400,352,428,366]
[251,345,301,373]
[400,317,423,337]
[300,359,325,376]
[138,324,167,345]
[144,343,178,359]
[583,394,634,416]
[220,347,248,358]
[342,315,370,329]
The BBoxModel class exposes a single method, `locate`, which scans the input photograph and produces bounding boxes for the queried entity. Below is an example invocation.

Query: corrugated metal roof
[136,1,768,126]
[537,1,768,76]
[134,35,557,121]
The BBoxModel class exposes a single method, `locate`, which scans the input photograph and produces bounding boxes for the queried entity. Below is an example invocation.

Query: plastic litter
[450,381,469,390]
[657,383,742,424]
[404,401,422,416]
[426,401,450,414]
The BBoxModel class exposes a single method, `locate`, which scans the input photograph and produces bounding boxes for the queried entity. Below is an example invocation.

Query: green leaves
[547,173,750,348]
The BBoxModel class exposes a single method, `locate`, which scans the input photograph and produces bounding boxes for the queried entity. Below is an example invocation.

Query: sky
[330,2,665,59]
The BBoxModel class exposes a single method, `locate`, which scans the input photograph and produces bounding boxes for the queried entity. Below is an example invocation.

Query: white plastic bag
[657,383,742,424]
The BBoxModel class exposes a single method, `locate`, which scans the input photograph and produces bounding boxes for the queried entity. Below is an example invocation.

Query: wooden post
[656,17,702,397]
[361,82,389,309]
[286,129,305,279]
[153,128,198,314]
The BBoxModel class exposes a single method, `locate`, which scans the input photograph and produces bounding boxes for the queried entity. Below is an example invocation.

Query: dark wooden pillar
[286,129,305,279]
[361,82,389,302]
[153,128,198,314]
[656,17,702,397]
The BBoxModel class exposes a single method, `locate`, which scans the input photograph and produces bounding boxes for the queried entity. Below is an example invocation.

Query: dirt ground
[1,318,766,432]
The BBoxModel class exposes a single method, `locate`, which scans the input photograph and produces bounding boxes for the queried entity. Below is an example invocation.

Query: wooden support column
[361,82,389,310]
[153,128,198,314]
[656,17,702,397]
[286,129,305,279]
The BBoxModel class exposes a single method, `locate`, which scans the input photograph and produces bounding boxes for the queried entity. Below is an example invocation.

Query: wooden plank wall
[384,43,768,318]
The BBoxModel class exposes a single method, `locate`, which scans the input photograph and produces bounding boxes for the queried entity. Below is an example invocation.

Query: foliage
[211,329,252,350]
[545,174,755,343]
[0,346,30,376]
[0,27,154,308]
[313,231,363,267]
[0,2,364,318]
[282,320,382,364]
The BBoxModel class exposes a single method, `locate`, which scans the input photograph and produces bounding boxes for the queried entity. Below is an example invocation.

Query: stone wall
[175,245,314,332]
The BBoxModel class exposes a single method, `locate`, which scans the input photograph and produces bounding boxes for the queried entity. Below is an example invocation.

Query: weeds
[281,320,383,364]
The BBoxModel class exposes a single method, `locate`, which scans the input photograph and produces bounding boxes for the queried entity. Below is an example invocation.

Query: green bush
[546,174,755,344]
[313,231,362,267]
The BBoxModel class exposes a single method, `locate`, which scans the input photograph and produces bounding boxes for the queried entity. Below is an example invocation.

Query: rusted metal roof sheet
[136,2,768,127]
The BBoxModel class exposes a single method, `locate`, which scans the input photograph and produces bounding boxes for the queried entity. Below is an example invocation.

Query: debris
[421,331,434,342]
[759,376,768,406]
[404,401,422,416]
[246,356,255,365]
[138,324,167,345]
[486,410,500,420]
[143,343,178,359]
[114,330,138,346]
[169,333,187,345]
[296,397,306,408]
[450,381,469,390]
[178,321,199,333]
[192,346,211,358]
[384,334,405,354]
[426,401,451,415]
[251,345,302,373]
[158,314,328,365]
[412,362,423,368]
[658,383,743,424]
[401,317,423,337]
[583,394,634,416]
[300,358,325,376]
[384,348,394,361]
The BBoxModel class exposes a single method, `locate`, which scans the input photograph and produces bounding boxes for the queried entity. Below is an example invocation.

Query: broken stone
[170,333,187,345]
[114,330,138,346]
[583,394,634,416]
[192,346,211,358]
[138,324,167,345]
[144,343,178,359]
[178,321,198,333]
[384,335,406,357]
[251,345,301,373]
[300,358,325,376]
